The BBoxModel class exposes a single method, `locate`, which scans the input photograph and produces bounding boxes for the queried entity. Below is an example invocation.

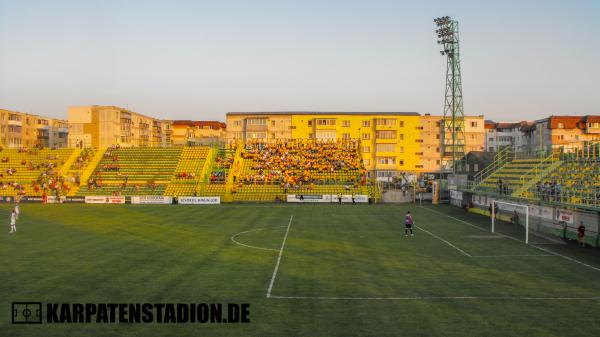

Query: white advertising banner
[84,196,126,204]
[335,194,368,203]
[556,209,574,224]
[131,196,173,204]
[286,194,368,203]
[287,194,332,203]
[450,190,463,200]
[178,196,221,205]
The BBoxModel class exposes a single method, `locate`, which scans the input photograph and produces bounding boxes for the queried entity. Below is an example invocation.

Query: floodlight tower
[434,16,466,172]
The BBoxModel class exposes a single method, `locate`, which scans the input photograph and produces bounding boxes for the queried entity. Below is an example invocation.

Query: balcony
[8,119,22,126]
[374,150,397,157]
[375,163,398,169]
[374,138,397,144]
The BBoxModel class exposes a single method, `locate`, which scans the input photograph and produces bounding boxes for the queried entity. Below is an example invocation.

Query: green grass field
[1,203,599,337]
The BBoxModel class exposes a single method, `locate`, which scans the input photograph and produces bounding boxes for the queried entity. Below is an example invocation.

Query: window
[375,118,396,126]
[342,133,350,140]
[271,120,276,127]
[416,126,423,130]
[376,170,396,178]
[436,147,440,153]
[415,152,423,155]
[436,160,441,165]
[363,146,371,153]
[470,134,476,139]
[399,146,404,153]
[399,121,404,127]
[316,119,336,126]
[362,120,371,127]
[247,118,266,126]
[376,130,396,139]
[557,122,564,129]
[473,163,479,172]
[342,120,351,127]
[436,134,440,139]
[471,121,477,127]
[308,120,313,127]
[362,133,370,140]
[376,144,396,152]
[246,132,266,139]
[415,139,423,143]
[315,131,336,140]
[415,165,424,169]
[488,137,494,142]
[377,157,396,165]
[398,134,404,140]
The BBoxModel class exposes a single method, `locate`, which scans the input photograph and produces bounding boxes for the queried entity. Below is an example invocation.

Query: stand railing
[472,146,513,188]
[513,152,561,197]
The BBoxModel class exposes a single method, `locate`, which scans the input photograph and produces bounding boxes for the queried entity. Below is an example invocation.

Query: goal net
[492,201,531,244]
[489,200,565,245]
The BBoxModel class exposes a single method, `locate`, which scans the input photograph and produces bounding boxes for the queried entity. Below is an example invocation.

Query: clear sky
[0,0,598,122]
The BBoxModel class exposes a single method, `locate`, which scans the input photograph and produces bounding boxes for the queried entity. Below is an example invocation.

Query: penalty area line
[266,215,294,298]
[414,224,472,257]
[420,205,600,273]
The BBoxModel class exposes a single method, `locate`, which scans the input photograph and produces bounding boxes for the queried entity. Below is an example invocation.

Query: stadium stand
[195,145,238,199]
[164,147,211,196]
[473,155,561,197]
[76,147,182,196]
[0,142,382,201]
[230,139,376,202]
[0,147,76,196]
[525,143,600,207]
[467,142,600,208]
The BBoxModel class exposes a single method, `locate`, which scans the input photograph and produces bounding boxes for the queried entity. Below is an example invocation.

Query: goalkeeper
[404,211,414,237]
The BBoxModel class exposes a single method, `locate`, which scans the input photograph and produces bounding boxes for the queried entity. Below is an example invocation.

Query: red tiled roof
[547,116,585,129]
[584,116,600,123]
[484,121,497,129]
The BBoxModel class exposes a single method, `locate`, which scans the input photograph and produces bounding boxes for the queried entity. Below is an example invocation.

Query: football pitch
[1,203,599,337]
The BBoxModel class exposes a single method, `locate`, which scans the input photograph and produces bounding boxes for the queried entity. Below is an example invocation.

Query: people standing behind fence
[535,181,564,202]
[510,210,519,225]
[577,221,586,247]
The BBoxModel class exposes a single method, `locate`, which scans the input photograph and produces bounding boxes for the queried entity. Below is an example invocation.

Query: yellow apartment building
[225,112,484,176]
[68,105,173,148]
[0,108,68,148]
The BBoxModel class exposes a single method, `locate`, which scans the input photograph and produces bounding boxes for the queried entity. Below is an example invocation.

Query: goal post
[491,200,530,244]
